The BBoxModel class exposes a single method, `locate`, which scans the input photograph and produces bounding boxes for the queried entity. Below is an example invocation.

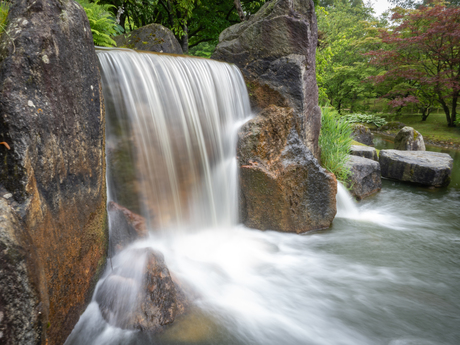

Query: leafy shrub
[342,113,387,127]
[319,107,353,183]
[76,0,122,47]
[188,42,216,58]
[0,1,9,35]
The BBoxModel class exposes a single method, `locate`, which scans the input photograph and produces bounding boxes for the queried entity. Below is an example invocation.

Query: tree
[389,0,460,8]
[316,0,381,112]
[367,2,460,126]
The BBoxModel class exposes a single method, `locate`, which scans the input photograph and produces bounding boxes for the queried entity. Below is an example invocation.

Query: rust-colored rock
[108,201,148,256]
[0,1,107,344]
[213,0,321,159]
[237,105,337,233]
[96,248,189,332]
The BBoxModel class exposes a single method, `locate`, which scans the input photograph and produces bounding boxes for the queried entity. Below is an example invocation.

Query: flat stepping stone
[379,150,453,187]
[345,155,381,200]
[350,145,378,161]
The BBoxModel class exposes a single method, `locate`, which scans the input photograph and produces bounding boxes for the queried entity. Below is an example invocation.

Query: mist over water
[66,50,460,345]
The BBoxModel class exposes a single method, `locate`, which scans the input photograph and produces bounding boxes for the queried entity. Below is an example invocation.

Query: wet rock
[114,24,183,54]
[0,0,107,344]
[351,124,374,146]
[379,150,453,187]
[108,201,148,256]
[213,0,321,159]
[96,248,189,332]
[237,105,337,233]
[350,145,378,161]
[345,155,381,200]
[394,127,425,151]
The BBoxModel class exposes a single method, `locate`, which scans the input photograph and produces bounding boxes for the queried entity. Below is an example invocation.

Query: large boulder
[0,1,107,344]
[237,105,337,233]
[345,155,381,200]
[350,145,378,161]
[213,0,321,159]
[351,124,374,146]
[379,150,453,187]
[95,248,189,332]
[394,126,426,151]
[114,23,183,54]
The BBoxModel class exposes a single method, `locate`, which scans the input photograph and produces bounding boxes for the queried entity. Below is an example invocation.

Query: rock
[345,155,381,200]
[351,124,374,146]
[213,0,321,159]
[394,126,425,151]
[379,121,405,131]
[350,145,378,161]
[237,105,337,233]
[108,201,148,256]
[379,150,453,187]
[114,24,183,54]
[96,248,189,332]
[0,1,107,344]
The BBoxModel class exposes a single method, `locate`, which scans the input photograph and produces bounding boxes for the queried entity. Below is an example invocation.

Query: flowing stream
[66,50,460,345]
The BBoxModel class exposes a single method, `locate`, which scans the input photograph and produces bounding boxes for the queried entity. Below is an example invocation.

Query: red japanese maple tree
[367,2,460,126]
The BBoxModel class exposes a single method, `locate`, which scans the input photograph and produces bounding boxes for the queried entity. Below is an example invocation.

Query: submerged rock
[351,124,374,146]
[0,0,107,343]
[96,248,189,332]
[350,145,378,161]
[213,0,321,159]
[394,127,425,151]
[108,201,148,256]
[379,150,453,187]
[114,24,183,54]
[237,105,337,233]
[345,155,381,200]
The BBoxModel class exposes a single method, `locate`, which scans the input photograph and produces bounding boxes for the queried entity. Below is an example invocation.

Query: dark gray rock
[379,150,453,187]
[114,24,183,54]
[213,0,321,159]
[345,155,381,200]
[237,105,337,233]
[394,126,425,151]
[0,0,107,344]
[350,145,378,161]
[96,248,189,332]
[351,124,374,146]
[108,201,148,256]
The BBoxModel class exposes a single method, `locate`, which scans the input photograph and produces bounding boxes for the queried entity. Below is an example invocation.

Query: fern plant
[342,113,387,128]
[76,0,122,47]
[319,107,353,183]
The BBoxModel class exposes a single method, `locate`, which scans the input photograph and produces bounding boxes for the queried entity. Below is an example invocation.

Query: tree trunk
[234,0,245,21]
[438,97,452,127]
[180,24,189,53]
[451,93,458,127]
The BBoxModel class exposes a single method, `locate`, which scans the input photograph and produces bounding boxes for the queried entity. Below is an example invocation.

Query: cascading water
[66,50,460,345]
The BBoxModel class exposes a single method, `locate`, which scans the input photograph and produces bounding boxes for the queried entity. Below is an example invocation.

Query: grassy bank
[377,114,460,148]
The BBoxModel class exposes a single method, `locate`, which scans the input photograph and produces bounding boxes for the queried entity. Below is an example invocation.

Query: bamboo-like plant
[319,107,353,183]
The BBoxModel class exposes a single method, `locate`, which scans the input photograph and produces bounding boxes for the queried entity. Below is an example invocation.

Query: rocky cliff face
[212,0,321,159]
[0,1,107,344]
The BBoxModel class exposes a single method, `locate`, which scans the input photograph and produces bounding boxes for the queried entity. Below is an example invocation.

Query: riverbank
[373,114,460,150]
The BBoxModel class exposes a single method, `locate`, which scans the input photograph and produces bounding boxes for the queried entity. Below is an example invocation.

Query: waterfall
[336,182,360,218]
[97,48,252,232]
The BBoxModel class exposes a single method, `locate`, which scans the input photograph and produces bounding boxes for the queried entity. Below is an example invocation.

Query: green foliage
[77,0,121,47]
[319,107,353,182]
[0,1,8,35]
[188,41,216,58]
[316,0,383,114]
[342,113,387,127]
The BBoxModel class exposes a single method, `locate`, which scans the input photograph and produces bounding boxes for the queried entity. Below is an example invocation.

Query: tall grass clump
[0,1,9,35]
[76,0,122,47]
[319,107,353,182]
